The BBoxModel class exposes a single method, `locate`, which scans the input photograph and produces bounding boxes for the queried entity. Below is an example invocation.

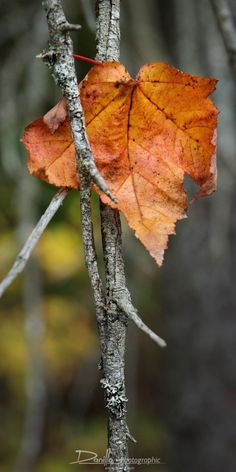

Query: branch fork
[112,287,167,348]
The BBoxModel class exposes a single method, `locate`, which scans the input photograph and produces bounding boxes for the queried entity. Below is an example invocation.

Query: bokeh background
[0,0,236,471]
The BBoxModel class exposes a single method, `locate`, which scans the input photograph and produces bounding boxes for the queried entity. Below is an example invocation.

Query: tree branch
[79,173,107,342]
[96,2,131,470]
[40,0,116,204]
[96,0,120,61]
[211,0,236,81]
[99,203,130,470]
[0,188,68,298]
[96,3,166,467]
[38,7,112,463]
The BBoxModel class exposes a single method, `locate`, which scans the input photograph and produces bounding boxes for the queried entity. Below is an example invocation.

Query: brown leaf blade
[23,117,78,189]
[22,61,218,266]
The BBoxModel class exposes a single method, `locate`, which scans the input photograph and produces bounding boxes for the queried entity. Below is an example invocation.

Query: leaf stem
[73,54,103,66]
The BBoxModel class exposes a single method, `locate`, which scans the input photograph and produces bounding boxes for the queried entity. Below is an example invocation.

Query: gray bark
[100,204,129,470]
[96,2,129,469]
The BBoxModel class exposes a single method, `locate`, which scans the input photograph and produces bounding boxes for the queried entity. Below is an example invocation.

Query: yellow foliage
[0,232,18,277]
[43,296,97,381]
[37,223,84,280]
[0,296,97,389]
[0,309,26,390]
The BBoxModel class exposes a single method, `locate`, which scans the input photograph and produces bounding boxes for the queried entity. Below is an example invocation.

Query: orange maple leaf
[22,61,218,266]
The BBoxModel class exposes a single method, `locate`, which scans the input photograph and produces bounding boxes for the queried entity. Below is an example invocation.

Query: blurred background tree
[0,0,236,471]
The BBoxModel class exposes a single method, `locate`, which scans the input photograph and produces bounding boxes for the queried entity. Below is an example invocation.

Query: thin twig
[40,1,108,453]
[126,426,137,444]
[39,0,109,435]
[40,0,116,204]
[0,188,68,298]
[79,172,107,342]
[211,0,236,81]
[113,289,167,348]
